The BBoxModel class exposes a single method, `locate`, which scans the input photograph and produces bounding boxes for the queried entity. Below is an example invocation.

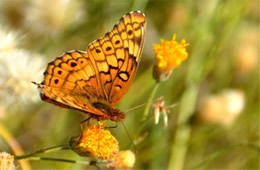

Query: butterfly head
[110,108,125,121]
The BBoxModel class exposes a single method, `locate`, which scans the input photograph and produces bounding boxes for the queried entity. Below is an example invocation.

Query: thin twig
[15,144,70,160]
[25,156,97,166]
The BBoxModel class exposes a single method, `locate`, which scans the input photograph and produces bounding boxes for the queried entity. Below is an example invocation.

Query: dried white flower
[152,97,177,128]
[24,0,83,35]
[0,49,45,107]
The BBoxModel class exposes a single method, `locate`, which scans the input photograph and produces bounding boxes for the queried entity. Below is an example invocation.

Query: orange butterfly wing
[87,11,146,105]
[38,50,108,117]
[37,11,146,119]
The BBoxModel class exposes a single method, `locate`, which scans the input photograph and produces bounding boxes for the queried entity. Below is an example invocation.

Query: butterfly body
[35,11,146,121]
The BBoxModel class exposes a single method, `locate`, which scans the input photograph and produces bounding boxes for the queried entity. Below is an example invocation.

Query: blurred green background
[0,0,259,169]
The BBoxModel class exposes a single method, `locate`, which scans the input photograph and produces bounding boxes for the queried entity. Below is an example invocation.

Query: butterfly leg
[80,116,92,131]
[77,116,92,144]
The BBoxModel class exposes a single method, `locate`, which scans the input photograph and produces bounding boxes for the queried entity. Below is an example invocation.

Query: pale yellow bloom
[153,34,189,81]
[70,123,119,160]
[0,152,15,170]
[197,89,245,126]
[106,150,136,169]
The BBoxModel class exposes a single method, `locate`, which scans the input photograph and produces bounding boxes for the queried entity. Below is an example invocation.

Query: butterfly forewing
[38,11,146,120]
[87,11,146,105]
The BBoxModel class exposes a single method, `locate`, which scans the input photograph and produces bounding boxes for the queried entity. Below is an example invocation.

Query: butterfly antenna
[124,99,159,113]
[31,81,40,87]
[120,121,138,154]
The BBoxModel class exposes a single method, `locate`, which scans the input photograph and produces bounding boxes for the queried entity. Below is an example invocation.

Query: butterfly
[34,11,146,121]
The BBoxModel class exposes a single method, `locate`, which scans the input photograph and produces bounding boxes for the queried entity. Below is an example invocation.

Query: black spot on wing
[106,46,112,51]
[70,62,77,67]
[115,84,122,89]
[96,49,101,53]
[127,30,133,36]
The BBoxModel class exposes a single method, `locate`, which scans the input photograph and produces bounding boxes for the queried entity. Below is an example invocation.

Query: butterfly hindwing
[43,50,101,95]
[40,50,108,117]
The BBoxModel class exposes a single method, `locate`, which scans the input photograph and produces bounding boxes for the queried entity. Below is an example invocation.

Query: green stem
[167,84,199,170]
[14,144,70,160]
[168,125,191,170]
[142,82,160,122]
[24,156,96,165]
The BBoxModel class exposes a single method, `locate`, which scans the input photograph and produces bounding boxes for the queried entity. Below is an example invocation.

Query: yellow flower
[153,34,189,81]
[70,123,119,160]
[105,150,136,169]
[0,152,15,170]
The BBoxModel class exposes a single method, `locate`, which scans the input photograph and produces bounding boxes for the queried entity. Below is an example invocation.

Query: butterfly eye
[111,115,117,121]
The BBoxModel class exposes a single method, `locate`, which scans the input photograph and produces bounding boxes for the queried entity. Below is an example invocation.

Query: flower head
[0,152,15,170]
[153,34,189,81]
[70,123,119,160]
[197,89,245,127]
[106,150,136,169]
